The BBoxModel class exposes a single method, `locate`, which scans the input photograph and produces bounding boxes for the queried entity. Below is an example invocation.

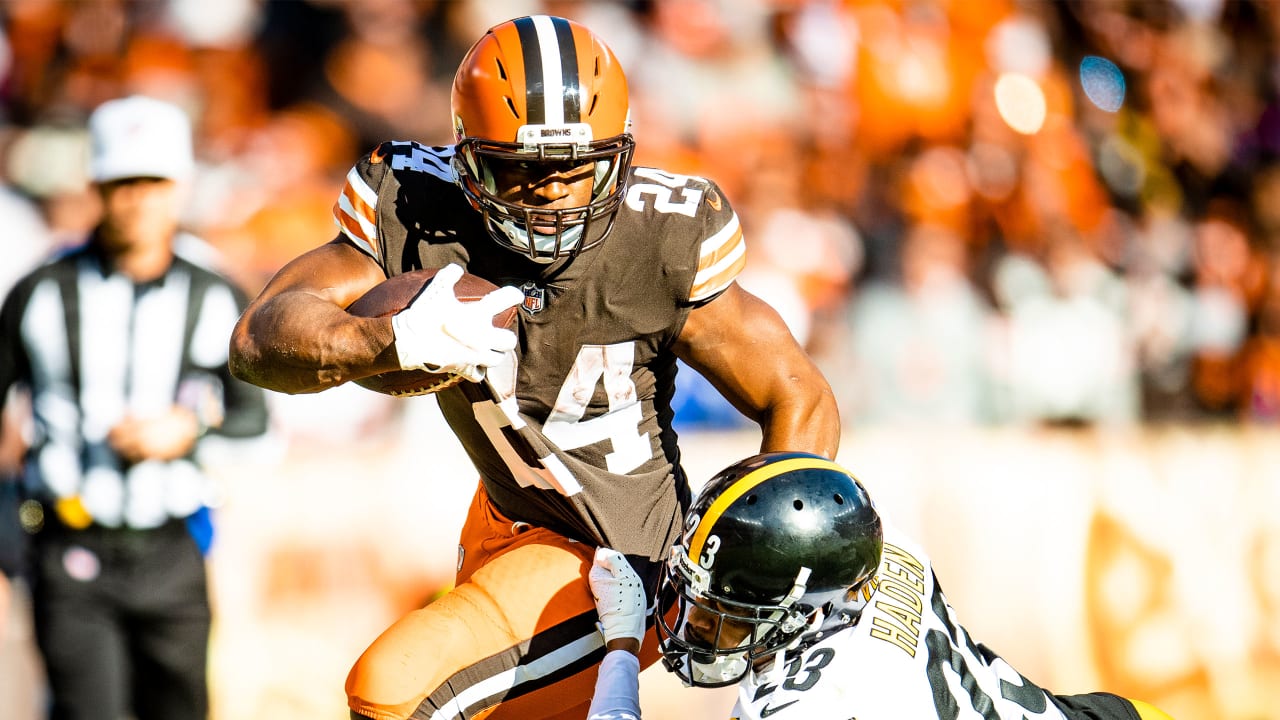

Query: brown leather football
[346,268,519,397]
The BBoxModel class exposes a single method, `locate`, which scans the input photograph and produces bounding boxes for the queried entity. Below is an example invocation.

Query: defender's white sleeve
[587,650,642,720]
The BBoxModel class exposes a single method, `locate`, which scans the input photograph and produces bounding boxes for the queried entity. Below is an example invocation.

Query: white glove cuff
[391,312,447,373]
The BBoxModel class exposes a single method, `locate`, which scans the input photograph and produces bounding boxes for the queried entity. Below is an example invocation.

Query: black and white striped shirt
[0,233,268,529]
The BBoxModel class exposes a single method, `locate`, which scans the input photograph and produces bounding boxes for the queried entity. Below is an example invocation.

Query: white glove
[590,547,647,644]
[390,263,523,382]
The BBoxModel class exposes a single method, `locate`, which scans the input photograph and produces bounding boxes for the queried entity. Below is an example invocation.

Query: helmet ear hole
[793,499,804,511]
[833,494,844,505]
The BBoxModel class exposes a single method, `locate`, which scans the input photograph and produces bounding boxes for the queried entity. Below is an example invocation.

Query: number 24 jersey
[333,140,746,576]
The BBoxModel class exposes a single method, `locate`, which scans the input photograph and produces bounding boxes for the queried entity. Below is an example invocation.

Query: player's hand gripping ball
[346,265,521,396]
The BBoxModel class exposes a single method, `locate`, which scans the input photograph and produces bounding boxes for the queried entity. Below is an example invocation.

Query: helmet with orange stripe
[656,452,883,687]
[451,15,635,263]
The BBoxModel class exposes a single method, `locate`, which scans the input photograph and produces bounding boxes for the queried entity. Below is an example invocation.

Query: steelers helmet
[451,15,635,262]
[656,452,883,687]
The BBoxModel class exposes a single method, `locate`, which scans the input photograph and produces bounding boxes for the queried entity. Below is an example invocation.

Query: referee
[0,95,268,720]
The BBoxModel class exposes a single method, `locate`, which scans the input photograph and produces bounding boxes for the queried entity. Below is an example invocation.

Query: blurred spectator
[628,0,800,196]
[2,0,1280,437]
[0,183,56,296]
[0,95,268,720]
[1238,252,1280,421]
[844,222,996,425]
[313,0,453,150]
[200,101,358,295]
[0,181,52,605]
[1126,206,1200,420]
[1186,198,1269,417]
[995,226,1139,425]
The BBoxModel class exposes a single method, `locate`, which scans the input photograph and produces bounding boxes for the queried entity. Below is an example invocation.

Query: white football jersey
[731,521,1071,720]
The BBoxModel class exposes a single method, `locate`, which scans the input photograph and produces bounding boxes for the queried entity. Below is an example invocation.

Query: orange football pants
[346,482,663,720]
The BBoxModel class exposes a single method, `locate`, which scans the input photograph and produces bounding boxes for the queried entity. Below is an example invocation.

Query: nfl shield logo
[520,282,545,314]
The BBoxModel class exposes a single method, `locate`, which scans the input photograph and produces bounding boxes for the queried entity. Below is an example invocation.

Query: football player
[228,15,839,720]
[586,452,1178,720]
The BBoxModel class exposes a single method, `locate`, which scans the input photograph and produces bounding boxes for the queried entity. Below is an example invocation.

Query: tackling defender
[587,452,1177,720]
[229,15,838,720]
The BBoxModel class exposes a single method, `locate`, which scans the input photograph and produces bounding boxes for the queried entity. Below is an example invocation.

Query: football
[346,267,519,397]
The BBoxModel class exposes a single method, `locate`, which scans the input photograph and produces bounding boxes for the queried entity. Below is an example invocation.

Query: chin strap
[749,652,787,687]
[690,652,750,686]
[750,604,836,687]
[776,566,812,636]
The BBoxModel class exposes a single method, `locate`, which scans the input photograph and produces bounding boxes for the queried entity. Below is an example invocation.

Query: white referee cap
[88,95,194,183]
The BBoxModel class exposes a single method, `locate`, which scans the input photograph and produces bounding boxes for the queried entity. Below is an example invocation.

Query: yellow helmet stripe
[688,456,849,562]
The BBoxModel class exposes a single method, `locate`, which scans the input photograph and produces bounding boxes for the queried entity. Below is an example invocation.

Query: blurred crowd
[4,0,1280,430]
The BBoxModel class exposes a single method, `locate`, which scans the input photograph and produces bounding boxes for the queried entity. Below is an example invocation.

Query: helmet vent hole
[588,94,598,116]
[503,96,519,119]
[793,499,804,511]
[495,58,507,80]
[833,493,845,505]
[594,56,601,77]
[746,495,757,505]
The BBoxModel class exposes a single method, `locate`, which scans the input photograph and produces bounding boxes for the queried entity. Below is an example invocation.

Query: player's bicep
[672,283,809,419]
[230,238,393,393]
[248,238,385,311]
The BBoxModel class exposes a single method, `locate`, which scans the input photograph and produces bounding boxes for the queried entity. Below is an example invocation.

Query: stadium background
[1,1,1278,719]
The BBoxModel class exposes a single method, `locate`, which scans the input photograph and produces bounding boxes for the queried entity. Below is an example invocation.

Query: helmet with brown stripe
[451,15,635,263]
[656,452,883,687]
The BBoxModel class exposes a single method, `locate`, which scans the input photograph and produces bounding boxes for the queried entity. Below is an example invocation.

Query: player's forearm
[229,292,399,395]
[759,378,841,459]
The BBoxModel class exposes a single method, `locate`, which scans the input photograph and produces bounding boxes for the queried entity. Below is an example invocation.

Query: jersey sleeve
[687,179,745,304]
[332,142,394,263]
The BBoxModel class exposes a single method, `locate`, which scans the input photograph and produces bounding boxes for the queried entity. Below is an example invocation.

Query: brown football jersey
[333,140,745,580]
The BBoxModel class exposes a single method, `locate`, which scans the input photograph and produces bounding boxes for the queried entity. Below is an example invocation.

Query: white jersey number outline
[625,168,704,217]
[542,342,650,475]
[388,142,453,181]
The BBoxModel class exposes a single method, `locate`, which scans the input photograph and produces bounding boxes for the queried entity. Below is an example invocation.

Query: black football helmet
[656,452,883,687]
